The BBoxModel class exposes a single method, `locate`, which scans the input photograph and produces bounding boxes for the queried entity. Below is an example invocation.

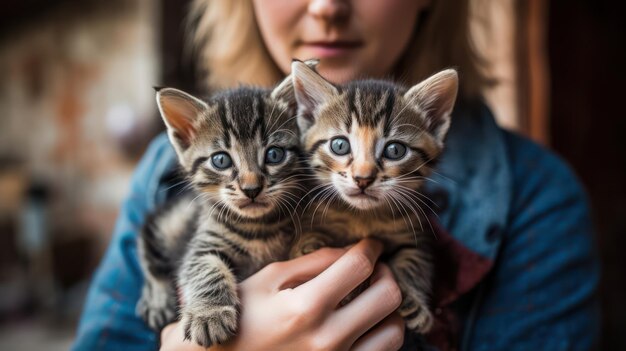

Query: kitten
[136,74,307,347]
[290,61,458,333]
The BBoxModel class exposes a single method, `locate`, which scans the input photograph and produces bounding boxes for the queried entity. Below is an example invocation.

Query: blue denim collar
[424,101,511,260]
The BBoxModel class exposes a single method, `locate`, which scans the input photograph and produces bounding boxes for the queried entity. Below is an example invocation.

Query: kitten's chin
[340,192,381,210]
[231,201,274,218]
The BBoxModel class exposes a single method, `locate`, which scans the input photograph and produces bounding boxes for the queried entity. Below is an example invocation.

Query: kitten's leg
[136,273,178,331]
[388,245,435,334]
[137,221,179,331]
[290,230,334,258]
[178,233,240,347]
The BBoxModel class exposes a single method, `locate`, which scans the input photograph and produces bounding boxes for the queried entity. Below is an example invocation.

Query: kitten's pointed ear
[404,69,458,143]
[291,60,338,133]
[156,87,208,155]
[270,59,320,112]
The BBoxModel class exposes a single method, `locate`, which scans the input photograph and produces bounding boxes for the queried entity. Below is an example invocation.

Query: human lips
[298,40,363,58]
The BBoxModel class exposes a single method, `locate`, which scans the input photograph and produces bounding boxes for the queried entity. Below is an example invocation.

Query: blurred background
[0,0,624,349]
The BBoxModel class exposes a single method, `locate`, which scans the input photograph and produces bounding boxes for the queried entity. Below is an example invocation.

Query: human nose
[307,0,350,22]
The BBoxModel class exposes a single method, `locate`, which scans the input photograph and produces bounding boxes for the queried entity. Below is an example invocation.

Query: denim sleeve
[467,133,601,350]
[72,134,174,351]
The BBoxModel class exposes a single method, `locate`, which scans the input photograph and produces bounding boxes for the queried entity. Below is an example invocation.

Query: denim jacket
[72,102,600,350]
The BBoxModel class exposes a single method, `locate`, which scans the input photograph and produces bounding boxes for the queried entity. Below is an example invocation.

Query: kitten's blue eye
[383,142,407,160]
[211,152,232,169]
[330,137,351,155]
[265,147,285,164]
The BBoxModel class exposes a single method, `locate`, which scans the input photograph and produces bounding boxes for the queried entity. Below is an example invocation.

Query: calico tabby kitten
[290,61,458,333]
[136,74,307,347]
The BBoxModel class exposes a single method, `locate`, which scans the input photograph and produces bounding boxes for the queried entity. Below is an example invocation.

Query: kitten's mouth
[342,189,380,209]
[346,192,378,201]
[238,201,269,210]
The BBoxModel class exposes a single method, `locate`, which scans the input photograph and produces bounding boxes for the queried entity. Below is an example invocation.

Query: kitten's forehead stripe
[216,99,232,148]
[345,81,397,129]
[379,91,395,137]
[210,88,272,143]
[255,96,267,143]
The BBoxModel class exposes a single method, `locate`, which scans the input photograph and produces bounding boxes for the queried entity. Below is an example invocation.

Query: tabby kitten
[136,76,306,347]
[290,61,458,333]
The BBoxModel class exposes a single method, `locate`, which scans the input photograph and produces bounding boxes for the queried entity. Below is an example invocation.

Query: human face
[252,0,429,84]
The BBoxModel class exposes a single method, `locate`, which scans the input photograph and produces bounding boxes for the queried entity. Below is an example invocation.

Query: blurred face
[252,0,429,84]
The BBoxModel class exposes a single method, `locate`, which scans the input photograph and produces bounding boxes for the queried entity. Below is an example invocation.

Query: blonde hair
[189,0,490,99]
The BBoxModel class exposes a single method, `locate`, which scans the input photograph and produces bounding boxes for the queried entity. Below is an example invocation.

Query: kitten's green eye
[265,147,285,164]
[383,142,407,160]
[330,137,351,156]
[211,152,232,169]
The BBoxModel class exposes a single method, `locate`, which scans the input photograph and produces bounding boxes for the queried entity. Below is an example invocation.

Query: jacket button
[486,224,502,243]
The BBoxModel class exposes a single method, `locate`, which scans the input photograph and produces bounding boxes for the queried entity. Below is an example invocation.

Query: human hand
[160,239,405,351]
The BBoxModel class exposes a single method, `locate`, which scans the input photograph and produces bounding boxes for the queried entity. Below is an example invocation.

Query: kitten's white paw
[404,304,434,334]
[181,305,239,347]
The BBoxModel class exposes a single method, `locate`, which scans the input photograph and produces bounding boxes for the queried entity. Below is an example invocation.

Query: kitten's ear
[291,60,338,133]
[404,69,458,143]
[270,59,320,112]
[156,87,208,155]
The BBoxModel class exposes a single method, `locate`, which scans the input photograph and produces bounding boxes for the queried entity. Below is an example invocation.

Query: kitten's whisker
[266,114,299,141]
[265,97,281,132]
[310,186,335,222]
[187,192,208,211]
[393,189,436,240]
[321,190,338,222]
[386,192,415,244]
[319,188,339,222]
[394,185,439,216]
[394,176,439,186]
[297,183,333,211]
[381,193,397,222]
[429,169,457,185]
[160,178,192,194]
[267,113,297,138]
[389,190,420,247]
[271,196,300,238]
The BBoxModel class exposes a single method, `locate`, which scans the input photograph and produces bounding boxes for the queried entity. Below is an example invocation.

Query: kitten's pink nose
[353,176,375,190]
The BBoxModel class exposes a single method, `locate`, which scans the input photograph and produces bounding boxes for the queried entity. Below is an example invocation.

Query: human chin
[315,65,363,85]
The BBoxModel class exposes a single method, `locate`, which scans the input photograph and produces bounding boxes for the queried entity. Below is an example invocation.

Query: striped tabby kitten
[290,61,458,333]
[136,77,305,347]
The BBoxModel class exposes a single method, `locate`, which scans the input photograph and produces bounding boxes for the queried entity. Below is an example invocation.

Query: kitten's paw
[137,289,177,331]
[290,236,328,258]
[181,305,239,347]
[403,305,434,334]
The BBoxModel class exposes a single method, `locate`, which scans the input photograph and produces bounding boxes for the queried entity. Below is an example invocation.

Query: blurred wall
[0,1,160,332]
[0,0,158,249]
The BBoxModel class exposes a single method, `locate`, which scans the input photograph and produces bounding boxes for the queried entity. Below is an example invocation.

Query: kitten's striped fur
[137,73,308,347]
[290,61,458,333]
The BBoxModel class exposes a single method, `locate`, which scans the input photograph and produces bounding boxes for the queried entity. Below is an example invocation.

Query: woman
[73,1,600,350]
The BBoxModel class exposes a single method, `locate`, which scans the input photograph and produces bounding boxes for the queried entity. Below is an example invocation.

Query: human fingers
[350,312,405,351]
[247,247,346,291]
[298,239,383,308]
[329,264,402,345]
